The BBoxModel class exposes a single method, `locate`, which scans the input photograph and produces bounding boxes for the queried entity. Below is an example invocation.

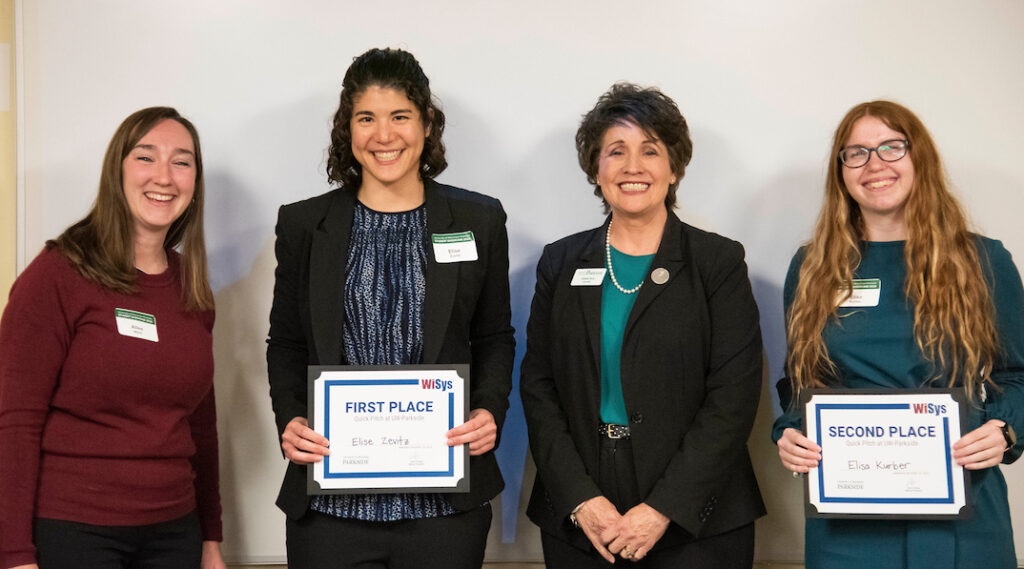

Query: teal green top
[772,237,1024,569]
[600,246,653,425]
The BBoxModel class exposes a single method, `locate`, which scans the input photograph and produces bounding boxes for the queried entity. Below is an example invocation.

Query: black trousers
[541,437,755,569]
[286,503,492,569]
[33,513,201,569]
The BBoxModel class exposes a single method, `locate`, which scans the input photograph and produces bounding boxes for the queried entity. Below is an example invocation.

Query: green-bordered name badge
[431,231,478,263]
[837,278,881,307]
[115,308,159,342]
[570,268,606,286]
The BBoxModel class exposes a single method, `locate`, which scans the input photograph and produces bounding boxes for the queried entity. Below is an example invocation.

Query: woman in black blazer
[266,48,514,569]
[520,83,765,568]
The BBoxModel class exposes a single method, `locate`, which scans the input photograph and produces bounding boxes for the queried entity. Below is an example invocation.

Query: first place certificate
[804,389,968,519]
[307,365,469,494]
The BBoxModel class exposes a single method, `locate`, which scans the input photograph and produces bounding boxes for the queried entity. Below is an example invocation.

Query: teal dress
[772,238,1024,569]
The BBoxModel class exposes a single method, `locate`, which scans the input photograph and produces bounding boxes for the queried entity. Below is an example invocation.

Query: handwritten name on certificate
[804,389,968,519]
[307,365,469,494]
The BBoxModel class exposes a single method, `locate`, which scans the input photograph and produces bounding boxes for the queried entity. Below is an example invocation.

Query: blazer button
[630,412,644,424]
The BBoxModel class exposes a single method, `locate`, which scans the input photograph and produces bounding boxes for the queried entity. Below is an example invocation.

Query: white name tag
[838,278,881,307]
[571,268,607,286]
[432,231,478,263]
[115,308,159,342]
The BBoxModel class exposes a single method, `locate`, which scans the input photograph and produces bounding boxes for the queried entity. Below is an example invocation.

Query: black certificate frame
[306,364,471,495]
[801,387,971,520]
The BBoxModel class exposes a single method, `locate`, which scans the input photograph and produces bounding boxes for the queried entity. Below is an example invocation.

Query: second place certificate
[308,365,469,494]
[804,389,968,518]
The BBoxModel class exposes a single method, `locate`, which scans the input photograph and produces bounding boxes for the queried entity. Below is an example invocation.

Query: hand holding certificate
[307,365,470,494]
[803,389,969,519]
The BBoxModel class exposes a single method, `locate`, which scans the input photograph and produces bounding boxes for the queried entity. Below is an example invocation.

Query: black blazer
[520,213,765,548]
[267,180,514,519]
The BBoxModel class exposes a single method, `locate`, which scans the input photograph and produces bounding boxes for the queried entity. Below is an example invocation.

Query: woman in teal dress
[773,100,1024,569]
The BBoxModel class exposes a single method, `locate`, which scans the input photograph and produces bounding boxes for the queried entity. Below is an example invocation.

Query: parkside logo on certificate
[805,390,967,518]
[308,366,469,494]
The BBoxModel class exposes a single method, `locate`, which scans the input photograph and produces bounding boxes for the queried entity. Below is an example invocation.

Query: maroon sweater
[0,249,222,569]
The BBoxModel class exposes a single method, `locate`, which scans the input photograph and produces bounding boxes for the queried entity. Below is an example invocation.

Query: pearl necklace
[605,220,643,295]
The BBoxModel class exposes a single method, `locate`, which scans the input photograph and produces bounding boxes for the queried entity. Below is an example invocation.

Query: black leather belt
[598,423,631,439]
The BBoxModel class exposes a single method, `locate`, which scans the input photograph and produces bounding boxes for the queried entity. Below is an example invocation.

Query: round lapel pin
[651,268,670,285]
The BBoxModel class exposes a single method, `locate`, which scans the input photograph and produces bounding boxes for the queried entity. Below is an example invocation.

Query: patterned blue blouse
[310,202,456,521]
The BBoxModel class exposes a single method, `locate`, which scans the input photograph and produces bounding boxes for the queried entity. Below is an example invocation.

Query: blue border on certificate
[814,403,955,504]
[323,379,456,479]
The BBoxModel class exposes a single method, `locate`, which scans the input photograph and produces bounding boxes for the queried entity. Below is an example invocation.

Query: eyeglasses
[838,139,910,168]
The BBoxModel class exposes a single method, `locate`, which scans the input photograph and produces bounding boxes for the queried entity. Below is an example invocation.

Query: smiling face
[841,115,915,236]
[350,85,428,194]
[122,118,196,243]
[596,121,676,223]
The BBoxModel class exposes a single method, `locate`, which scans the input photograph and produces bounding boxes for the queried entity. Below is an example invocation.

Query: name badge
[838,278,881,307]
[432,231,478,263]
[571,268,607,286]
[115,308,159,342]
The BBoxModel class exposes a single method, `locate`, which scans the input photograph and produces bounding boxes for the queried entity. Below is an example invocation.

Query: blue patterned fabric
[310,202,456,522]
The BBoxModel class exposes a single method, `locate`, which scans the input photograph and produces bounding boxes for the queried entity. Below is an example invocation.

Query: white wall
[17,0,1024,563]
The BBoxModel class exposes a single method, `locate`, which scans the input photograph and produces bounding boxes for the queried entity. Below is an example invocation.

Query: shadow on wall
[204,170,268,292]
[211,234,287,562]
[492,256,542,536]
[439,93,598,559]
[202,88,338,293]
[748,275,805,563]
[743,166,821,564]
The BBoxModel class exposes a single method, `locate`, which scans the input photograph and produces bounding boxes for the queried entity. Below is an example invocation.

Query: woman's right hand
[281,417,330,464]
[574,496,622,563]
[777,427,822,473]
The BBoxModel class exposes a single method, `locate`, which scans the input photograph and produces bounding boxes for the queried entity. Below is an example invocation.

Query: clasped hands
[281,408,497,464]
[574,496,669,563]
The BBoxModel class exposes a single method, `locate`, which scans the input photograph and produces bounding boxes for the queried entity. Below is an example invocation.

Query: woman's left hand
[606,502,670,562]
[201,540,227,569]
[953,419,1009,470]
[446,408,497,455]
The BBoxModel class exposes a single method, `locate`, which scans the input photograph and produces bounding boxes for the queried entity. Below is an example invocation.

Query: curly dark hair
[576,82,693,213]
[326,48,447,190]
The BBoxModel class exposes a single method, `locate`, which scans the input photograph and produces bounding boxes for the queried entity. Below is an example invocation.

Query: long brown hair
[48,107,213,311]
[786,101,998,399]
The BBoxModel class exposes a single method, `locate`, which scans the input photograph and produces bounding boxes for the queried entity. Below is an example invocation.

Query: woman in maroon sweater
[0,108,224,569]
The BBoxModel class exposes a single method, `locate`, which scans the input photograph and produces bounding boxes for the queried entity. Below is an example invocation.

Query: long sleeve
[771,250,805,443]
[642,240,764,534]
[266,205,313,441]
[0,253,71,569]
[978,240,1024,464]
[520,244,604,518]
[188,381,223,541]
[467,204,515,441]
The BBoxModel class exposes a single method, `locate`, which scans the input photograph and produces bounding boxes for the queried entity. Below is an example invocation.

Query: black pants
[33,513,201,569]
[286,503,492,569]
[541,437,755,568]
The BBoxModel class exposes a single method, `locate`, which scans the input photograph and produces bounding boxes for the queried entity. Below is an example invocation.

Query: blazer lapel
[623,213,687,342]
[309,190,356,365]
[576,218,610,376]
[421,182,458,364]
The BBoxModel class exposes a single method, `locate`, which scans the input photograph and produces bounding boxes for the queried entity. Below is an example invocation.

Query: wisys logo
[911,403,947,416]
[420,378,453,391]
